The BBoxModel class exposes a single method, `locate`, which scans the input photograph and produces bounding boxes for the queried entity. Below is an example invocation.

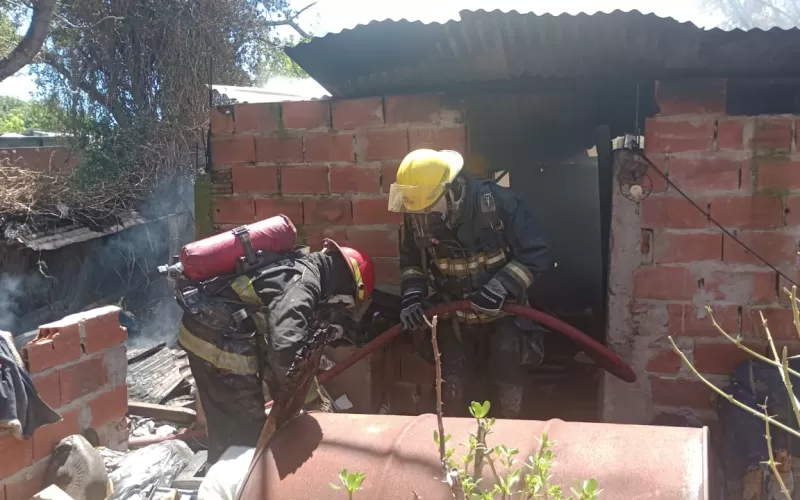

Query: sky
[0,0,724,101]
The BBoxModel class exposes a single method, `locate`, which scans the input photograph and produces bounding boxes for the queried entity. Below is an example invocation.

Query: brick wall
[208,94,465,412]
[0,147,77,174]
[209,94,466,292]
[604,78,800,425]
[0,306,128,499]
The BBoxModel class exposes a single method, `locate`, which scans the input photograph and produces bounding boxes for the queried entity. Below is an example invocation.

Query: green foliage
[0,96,67,133]
[332,402,602,499]
[329,468,367,500]
[436,401,602,500]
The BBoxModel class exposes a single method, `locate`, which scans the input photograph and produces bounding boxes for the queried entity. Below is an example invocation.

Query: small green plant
[329,468,367,499]
[436,400,602,500]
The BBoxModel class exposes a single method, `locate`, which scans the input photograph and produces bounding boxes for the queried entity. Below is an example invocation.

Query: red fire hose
[129,301,635,447]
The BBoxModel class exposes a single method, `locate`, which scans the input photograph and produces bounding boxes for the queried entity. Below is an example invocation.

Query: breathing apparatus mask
[389,175,467,241]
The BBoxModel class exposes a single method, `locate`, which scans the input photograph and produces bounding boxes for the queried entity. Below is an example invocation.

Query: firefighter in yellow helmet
[388,149,552,419]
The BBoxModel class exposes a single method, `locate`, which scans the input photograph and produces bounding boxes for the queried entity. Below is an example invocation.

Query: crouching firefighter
[388,149,552,419]
[161,216,375,463]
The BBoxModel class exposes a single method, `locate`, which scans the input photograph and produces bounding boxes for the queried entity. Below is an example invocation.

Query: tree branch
[266,1,316,38]
[40,51,130,126]
[0,0,57,82]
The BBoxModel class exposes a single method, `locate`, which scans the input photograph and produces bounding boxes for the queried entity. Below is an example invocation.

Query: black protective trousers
[437,316,531,419]
[187,352,266,463]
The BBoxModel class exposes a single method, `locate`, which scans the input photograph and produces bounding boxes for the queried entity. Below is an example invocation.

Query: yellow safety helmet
[387,149,464,213]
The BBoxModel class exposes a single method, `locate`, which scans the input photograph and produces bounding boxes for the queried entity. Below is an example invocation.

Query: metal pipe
[237,412,709,499]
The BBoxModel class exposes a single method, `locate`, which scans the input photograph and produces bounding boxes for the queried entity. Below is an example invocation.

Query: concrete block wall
[604,78,800,425]
[0,306,128,499]
[209,94,466,412]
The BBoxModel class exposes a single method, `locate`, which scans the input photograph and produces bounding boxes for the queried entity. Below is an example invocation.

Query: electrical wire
[641,153,798,288]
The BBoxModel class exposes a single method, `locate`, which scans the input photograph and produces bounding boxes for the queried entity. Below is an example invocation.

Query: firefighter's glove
[400,290,427,330]
[471,278,507,316]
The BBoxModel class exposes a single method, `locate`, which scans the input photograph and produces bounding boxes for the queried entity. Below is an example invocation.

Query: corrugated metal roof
[286,9,800,98]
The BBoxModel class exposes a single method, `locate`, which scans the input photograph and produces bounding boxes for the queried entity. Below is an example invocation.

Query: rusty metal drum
[238,412,708,499]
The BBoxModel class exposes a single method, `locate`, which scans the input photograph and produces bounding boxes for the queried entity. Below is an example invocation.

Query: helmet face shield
[387,183,448,213]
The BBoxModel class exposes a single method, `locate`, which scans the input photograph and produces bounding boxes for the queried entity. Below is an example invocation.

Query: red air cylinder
[180,215,297,281]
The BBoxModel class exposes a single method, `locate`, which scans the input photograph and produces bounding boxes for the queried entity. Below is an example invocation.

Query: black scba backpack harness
[418,179,510,297]
[160,225,299,338]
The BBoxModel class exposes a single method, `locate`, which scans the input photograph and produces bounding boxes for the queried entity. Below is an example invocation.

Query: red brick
[703,270,776,304]
[211,135,255,166]
[633,265,695,301]
[694,341,767,375]
[234,102,280,132]
[647,155,669,193]
[32,371,61,409]
[385,94,443,124]
[641,196,708,229]
[399,349,435,384]
[231,165,278,194]
[346,227,400,258]
[280,166,329,194]
[640,229,652,256]
[646,348,683,374]
[710,195,784,228]
[32,408,80,460]
[655,79,726,116]
[644,118,714,153]
[282,100,330,130]
[743,307,797,340]
[749,118,793,152]
[78,308,127,354]
[304,227,348,250]
[668,304,740,338]
[254,198,303,224]
[352,198,402,225]
[0,434,33,477]
[23,327,81,374]
[786,196,800,226]
[304,133,354,162]
[408,126,466,154]
[210,105,234,135]
[655,232,721,263]
[303,198,352,225]
[717,119,745,151]
[60,357,107,402]
[360,129,409,161]
[255,136,304,163]
[650,377,712,410]
[667,157,743,191]
[381,161,399,191]
[330,165,381,194]
[332,97,384,129]
[3,462,46,500]
[723,231,798,266]
[372,257,401,285]
[755,159,800,189]
[213,196,255,224]
[89,385,128,427]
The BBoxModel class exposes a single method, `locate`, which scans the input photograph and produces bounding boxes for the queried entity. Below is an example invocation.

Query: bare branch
[755,0,799,24]
[0,0,57,82]
[39,51,131,126]
[266,1,316,38]
[668,336,800,440]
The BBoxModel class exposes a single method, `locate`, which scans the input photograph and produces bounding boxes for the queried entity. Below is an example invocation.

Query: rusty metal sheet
[239,412,708,499]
